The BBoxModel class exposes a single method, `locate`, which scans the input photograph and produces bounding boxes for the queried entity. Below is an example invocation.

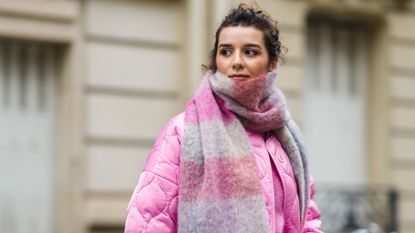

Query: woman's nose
[232,52,244,70]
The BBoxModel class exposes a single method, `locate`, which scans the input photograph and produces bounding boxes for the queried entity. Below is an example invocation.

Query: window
[304,16,369,185]
[0,39,61,233]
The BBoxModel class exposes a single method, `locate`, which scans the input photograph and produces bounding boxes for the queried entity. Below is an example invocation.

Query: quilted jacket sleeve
[303,177,323,233]
[124,114,183,233]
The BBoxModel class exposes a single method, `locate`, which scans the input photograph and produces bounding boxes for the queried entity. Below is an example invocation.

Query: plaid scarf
[178,70,309,233]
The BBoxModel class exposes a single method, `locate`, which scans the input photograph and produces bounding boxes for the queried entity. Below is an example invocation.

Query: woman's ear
[269,59,278,71]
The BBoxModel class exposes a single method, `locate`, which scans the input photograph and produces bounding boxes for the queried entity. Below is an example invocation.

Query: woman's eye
[245,49,258,56]
[220,49,232,56]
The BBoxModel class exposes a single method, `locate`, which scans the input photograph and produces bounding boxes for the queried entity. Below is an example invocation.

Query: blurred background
[0,0,414,232]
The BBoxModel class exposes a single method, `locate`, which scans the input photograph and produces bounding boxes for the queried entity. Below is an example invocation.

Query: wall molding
[0,1,79,43]
[0,1,78,22]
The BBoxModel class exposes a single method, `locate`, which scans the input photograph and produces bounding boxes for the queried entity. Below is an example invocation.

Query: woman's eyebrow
[244,43,262,48]
[218,43,233,48]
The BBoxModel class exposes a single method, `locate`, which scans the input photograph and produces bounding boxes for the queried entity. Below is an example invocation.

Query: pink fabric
[181,156,263,201]
[269,141,285,233]
[124,113,322,233]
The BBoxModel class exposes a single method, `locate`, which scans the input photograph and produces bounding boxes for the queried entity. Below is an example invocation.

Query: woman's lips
[229,75,250,80]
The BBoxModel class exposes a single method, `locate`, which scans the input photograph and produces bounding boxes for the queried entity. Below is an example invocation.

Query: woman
[125,4,322,233]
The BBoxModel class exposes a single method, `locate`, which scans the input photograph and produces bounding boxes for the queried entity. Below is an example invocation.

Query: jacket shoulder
[142,112,184,177]
[152,112,185,148]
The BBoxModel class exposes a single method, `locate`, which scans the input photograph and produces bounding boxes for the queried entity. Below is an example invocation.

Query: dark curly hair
[208,3,285,72]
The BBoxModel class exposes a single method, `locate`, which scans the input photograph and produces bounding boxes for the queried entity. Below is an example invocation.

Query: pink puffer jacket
[125,113,322,233]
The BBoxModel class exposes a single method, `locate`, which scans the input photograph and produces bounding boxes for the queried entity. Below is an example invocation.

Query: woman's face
[216,26,277,80]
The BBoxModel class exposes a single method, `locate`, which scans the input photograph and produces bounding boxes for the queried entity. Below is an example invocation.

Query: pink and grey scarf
[178,70,309,233]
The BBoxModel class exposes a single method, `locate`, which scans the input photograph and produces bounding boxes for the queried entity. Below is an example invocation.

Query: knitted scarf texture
[178,70,310,233]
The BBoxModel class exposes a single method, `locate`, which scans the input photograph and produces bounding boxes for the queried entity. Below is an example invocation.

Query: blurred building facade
[0,0,414,233]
